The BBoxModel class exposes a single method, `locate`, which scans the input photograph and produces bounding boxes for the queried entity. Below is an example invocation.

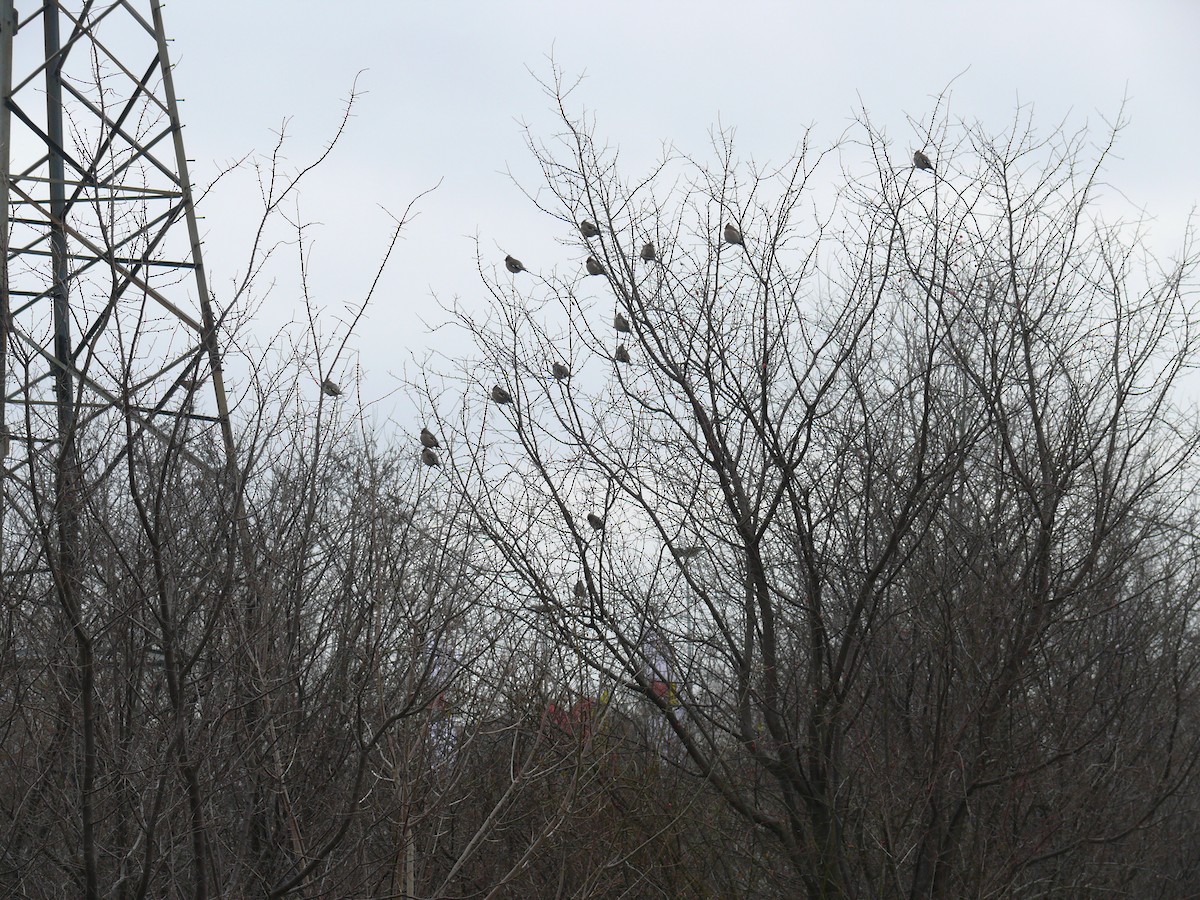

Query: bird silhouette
[614,312,631,333]
[505,255,526,274]
[615,344,630,364]
[586,256,606,276]
[586,513,605,531]
[913,150,934,172]
[640,241,656,262]
[420,427,440,449]
[574,579,587,599]
[724,223,745,247]
[552,362,570,380]
[491,385,513,404]
[421,447,441,467]
[579,220,600,238]
[320,378,342,398]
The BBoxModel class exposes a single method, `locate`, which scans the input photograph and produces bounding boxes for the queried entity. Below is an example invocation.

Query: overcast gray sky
[165,0,1200,425]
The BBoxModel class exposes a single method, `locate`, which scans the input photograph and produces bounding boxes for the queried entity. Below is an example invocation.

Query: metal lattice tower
[0,1,235,574]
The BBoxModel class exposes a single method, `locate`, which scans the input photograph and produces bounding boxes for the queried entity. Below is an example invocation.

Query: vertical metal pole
[0,0,13,390]
[0,0,16,559]
[44,4,96,897]
[149,0,238,473]
[44,0,75,450]
[44,0,79,597]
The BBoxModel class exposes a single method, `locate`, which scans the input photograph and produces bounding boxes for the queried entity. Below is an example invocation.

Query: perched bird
[615,344,630,364]
[913,150,934,172]
[579,220,600,238]
[724,223,744,247]
[551,362,571,381]
[505,254,526,274]
[672,545,702,561]
[640,241,656,262]
[320,378,342,398]
[421,447,441,467]
[420,427,440,449]
[574,579,587,599]
[614,312,631,333]
[586,513,605,532]
[491,385,513,404]
[586,256,606,276]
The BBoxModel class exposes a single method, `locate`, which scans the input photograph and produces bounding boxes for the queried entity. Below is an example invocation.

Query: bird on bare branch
[574,579,587,599]
[586,513,605,531]
[491,385,513,404]
[640,241,656,262]
[724,223,744,247]
[420,427,440,449]
[614,312,631,333]
[505,254,526,274]
[586,256,606,276]
[615,344,630,364]
[913,149,934,172]
[421,448,440,467]
[552,362,570,381]
[320,378,342,398]
[579,220,600,238]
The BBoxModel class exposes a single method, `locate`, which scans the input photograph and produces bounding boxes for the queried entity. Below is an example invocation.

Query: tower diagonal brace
[0,0,238,573]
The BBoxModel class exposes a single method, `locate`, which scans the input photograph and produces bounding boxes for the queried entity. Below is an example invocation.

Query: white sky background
[164,0,1200,432]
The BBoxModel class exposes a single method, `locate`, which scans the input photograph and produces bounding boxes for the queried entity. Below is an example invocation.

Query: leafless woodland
[3,82,1200,898]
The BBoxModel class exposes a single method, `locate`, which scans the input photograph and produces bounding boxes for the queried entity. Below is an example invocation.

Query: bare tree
[426,77,1200,898]
[7,50,1200,898]
[1,87,664,893]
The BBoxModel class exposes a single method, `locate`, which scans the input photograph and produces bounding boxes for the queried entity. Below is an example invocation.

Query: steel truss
[0,0,235,574]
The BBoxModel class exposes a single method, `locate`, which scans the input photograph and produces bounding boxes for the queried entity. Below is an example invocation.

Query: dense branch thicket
[424,89,1200,898]
[3,84,1200,898]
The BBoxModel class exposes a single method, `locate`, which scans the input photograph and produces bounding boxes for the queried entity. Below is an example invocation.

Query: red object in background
[542,697,598,741]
